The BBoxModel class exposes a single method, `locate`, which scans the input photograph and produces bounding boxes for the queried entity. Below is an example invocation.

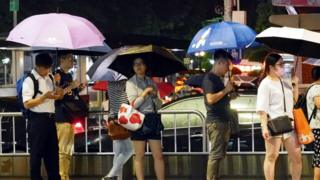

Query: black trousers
[28,112,61,180]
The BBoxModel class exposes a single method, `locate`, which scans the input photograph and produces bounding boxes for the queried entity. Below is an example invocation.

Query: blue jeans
[107,138,133,179]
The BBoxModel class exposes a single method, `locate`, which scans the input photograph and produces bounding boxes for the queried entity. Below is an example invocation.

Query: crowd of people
[20,49,320,180]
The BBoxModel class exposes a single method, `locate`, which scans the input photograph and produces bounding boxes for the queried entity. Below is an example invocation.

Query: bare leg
[133,141,146,180]
[284,135,302,180]
[149,140,165,180]
[264,137,282,180]
[314,168,320,180]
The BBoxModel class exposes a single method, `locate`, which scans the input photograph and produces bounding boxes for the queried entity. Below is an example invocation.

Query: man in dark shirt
[202,50,234,180]
[54,53,83,180]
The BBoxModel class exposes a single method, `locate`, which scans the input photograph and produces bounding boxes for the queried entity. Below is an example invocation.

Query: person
[126,58,164,180]
[102,80,133,180]
[54,53,84,180]
[202,50,235,180]
[22,53,62,180]
[306,66,320,180]
[256,53,301,180]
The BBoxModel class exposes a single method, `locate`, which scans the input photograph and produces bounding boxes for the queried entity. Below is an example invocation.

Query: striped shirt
[107,80,128,117]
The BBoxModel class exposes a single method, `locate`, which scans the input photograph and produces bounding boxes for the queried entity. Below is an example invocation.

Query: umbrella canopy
[31,42,112,56]
[256,27,320,59]
[303,58,320,66]
[107,45,187,77]
[7,13,105,49]
[87,49,127,82]
[187,21,257,54]
[92,81,109,91]
[156,82,174,98]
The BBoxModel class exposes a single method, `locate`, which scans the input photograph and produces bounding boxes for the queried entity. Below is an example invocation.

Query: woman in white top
[306,66,320,180]
[256,53,301,180]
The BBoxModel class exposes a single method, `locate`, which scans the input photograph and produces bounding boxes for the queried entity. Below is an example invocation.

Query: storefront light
[2,58,10,64]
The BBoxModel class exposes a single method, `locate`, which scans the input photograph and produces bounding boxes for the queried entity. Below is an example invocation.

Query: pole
[237,0,240,11]
[13,11,17,27]
[4,64,7,85]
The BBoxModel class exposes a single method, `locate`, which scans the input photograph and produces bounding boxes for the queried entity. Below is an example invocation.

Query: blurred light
[171,48,184,52]
[190,59,194,64]
[199,51,206,56]
[195,52,200,57]
[73,120,85,134]
[2,58,10,64]
[209,59,215,64]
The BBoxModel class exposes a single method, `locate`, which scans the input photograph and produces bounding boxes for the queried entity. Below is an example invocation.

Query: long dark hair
[259,53,282,83]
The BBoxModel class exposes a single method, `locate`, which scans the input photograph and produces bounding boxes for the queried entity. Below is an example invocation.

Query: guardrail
[0,110,314,155]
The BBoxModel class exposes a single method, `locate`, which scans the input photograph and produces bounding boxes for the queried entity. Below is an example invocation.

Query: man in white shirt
[23,53,62,180]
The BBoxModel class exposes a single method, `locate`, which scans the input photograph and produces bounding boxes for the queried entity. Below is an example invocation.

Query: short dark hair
[35,53,53,68]
[214,49,233,62]
[312,66,320,81]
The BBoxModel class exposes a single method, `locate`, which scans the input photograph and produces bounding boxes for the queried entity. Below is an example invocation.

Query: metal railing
[0,110,314,155]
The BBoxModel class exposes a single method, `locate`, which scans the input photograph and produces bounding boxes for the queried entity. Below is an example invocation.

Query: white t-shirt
[256,76,294,119]
[22,69,55,113]
[306,84,320,129]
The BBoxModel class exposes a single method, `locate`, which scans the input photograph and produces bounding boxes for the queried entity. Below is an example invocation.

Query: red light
[74,122,82,128]
[72,120,85,134]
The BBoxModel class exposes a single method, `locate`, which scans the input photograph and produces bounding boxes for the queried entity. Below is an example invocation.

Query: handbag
[107,118,131,140]
[267,79,293,136]
[62,94,88,120]
[293,108,315,144]
[118,103,145,131]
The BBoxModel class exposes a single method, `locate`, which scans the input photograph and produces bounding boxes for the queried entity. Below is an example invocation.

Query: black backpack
[294,84,318,123]
[16,72,54,118]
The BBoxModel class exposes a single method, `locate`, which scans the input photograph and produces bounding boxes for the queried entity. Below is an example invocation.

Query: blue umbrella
[187,21,257,54]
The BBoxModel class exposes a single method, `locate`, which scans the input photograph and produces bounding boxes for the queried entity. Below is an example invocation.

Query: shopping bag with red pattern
[118,103,145,131]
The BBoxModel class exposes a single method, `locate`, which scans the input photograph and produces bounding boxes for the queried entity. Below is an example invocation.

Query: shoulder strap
[279,79,287,112]
[307,83,320,122]
[28,73,39,99]
[48,74,54,85]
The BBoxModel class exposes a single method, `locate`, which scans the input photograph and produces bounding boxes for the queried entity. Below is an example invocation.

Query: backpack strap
[48,74,54,86]
[28,73,39,99]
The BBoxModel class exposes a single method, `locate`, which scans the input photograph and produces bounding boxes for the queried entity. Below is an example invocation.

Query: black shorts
[131,113,163,141]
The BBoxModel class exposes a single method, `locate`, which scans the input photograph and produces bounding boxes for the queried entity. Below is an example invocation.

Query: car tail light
[72,120,84,134]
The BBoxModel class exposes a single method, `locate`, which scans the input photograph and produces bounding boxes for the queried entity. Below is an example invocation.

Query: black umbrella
[107,45,187,77]
[256,27,320,58]
[185,74,205,88]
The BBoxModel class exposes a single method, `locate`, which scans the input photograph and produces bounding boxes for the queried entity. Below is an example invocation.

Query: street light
[2,58,10,85]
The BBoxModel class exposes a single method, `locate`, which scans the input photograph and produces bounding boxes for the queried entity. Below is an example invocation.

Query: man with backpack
[22,53,62,180]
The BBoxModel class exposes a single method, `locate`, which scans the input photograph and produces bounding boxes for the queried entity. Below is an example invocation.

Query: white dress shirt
[22,69,55,113]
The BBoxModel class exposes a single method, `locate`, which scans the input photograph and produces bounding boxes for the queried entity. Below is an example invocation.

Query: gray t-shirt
[202,72,231,123]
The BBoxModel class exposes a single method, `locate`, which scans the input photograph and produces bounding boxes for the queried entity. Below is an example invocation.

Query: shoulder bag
[267,79,293,136]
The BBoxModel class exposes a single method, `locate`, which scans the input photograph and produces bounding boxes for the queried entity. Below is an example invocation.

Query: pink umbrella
[7,13,105,49]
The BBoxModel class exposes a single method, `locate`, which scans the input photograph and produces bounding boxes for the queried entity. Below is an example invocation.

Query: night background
[0,0,284,49]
